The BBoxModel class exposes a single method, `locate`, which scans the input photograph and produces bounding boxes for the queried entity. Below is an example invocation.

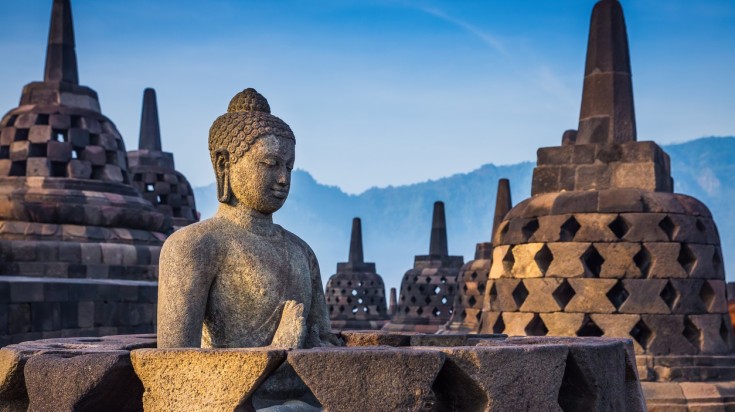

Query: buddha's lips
[271,188,288,199]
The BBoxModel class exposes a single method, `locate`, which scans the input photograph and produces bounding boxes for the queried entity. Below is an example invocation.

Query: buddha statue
[157,88,339,350]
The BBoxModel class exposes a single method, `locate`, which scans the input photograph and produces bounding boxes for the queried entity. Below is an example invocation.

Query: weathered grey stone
[339,331,410,347]
[565,279,617,313]
[540,313,586,336]
[157,89,338,350]
[288,347,445,412]
[429,344,568,411]
[25,351,142,412]
[596,243,643,278]
[546,243,589,278]
[131,348,286,412]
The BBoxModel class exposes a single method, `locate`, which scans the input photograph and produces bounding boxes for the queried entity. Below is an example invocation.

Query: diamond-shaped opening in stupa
[560,216,581,242]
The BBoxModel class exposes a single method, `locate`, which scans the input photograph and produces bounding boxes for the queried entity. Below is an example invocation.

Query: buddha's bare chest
[208,238,313,313]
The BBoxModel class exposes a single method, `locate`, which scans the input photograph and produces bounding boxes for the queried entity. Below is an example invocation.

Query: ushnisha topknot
[209,88,295,164]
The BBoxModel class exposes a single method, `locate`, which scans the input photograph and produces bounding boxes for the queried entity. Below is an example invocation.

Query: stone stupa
[477,0,735,408]
[441,179,512,334]
[0,0,167,344]
[127,88,199,230]
[383,201,464,333]
[325,218,389,330]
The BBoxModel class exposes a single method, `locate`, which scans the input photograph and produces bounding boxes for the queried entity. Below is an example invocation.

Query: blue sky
[0,0,733,193]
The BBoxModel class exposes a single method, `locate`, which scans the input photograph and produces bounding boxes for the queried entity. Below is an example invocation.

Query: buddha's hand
[271,300,307,349]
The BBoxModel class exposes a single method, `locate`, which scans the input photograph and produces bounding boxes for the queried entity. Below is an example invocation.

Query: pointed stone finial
[139,88,162,151]
[389,288,397,316]
[348,218,364,264]
[576,0,636,145]
[429,201,448,257]
[492,179,512,245]
[44,0,79,84]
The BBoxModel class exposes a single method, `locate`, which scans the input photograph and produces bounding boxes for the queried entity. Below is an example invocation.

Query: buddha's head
[209,88,296,214]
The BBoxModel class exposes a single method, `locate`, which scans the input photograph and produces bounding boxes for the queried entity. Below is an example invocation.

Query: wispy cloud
[416,6,507,56]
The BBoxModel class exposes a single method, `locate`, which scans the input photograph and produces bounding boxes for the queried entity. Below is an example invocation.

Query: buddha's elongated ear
[214,149,232,203]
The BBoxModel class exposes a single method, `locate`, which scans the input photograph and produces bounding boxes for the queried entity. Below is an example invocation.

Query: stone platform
[0,276,156,347]
[0,332,645,411]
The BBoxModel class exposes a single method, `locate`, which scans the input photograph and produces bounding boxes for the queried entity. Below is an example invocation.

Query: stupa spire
[492,179,512,245]
[348,217,364,264]
[44,0,78,84]
[429,201,448,257]
[138,88,163,151]
[576,0,636,145]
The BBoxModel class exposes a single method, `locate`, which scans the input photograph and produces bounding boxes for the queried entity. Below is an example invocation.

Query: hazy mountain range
[194,136,735,291]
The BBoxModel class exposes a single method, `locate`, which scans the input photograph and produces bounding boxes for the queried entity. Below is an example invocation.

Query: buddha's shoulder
[162,218,226,253]
[279,226,317,258]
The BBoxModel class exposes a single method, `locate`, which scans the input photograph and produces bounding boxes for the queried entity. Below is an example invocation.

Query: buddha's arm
[304,248,343,347]
[156,231,215,348]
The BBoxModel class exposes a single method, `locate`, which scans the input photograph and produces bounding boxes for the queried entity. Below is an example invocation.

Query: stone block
[289,347,444,412]
[552,191,600,215]
[486,279,521,312]
[598,189,645,213]
[46,141,71,162]
[537,146,573,165]
[646,243,688,278]
[540,313,586,336]
[575,164,611,191]
[619,280,671,314]
[573,214,618,242]
[522,193,557,218]
[64,158,91,179]
[339,331,411,347]
[26,158,50,177]
[559,166,576,191]
[97,165,123,182]
[689,315,731,355]
[641,315,697,356]
[429,345,568,411]
[97,134,118,151]
[10,282,44,303]
[501,312,535,336]
[612,163,659,191]
[510,243,546,278]
[80,145,105,165]
[531,166,560,195]
[596,243,643,278]
[573,144,596,164]
[686,244,717,279]
[27,125,52,144]
[521,278,565,312]
[132,348,284,412]
[25,351,141,412]
[68,128,90,147]
[49,114,70,130]
[621,213,670,242]
[10,140,31,161]
[675,195,712,217]
[0,127,16,145]
[546,242,590,278]
[488,246,512,279]
[565,279,617,313]
[0,347,35,412]
[590,314,643,352]
[0,159,11,176]
[533,214,570,243]
[669,280,707,315]
[7,304,31,334]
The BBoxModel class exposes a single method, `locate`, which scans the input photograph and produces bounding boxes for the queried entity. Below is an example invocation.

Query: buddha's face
[227,135,295,214]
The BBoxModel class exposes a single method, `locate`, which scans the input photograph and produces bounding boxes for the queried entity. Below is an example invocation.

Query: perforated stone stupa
[442,179,511,334]
[325,218,388,330]
[383,201,464,333]
[477,0,735,408]
[127,88,199,230]
[0,0,167,344]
